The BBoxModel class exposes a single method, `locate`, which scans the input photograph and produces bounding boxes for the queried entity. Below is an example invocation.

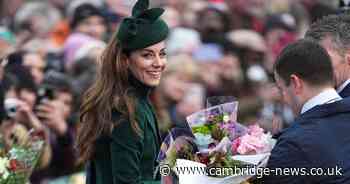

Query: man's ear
[345,52,350,66]
[290,74,303,95]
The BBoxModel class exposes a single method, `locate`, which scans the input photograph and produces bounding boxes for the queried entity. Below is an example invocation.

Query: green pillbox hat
[117,0,169,51]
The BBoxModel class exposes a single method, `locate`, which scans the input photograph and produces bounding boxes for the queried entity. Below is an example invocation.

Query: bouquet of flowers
[0,129,45,184]
[158,100,276,184]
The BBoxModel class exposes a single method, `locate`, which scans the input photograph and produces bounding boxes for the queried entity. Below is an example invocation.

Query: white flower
[0,157,10,179]
[223,115,230,123]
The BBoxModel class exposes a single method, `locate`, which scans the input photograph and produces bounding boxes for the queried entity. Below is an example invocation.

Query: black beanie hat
[70,3,104,29]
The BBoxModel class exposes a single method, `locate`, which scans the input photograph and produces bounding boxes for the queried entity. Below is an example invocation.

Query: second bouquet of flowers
[158,99,276,184]
[0,129,45,184]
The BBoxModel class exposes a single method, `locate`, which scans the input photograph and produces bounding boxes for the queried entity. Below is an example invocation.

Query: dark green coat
[86,79,161,184]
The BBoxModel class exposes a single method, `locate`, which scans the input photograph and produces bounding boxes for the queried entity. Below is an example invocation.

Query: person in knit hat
[69,3,107,40]
[63,3,107,69]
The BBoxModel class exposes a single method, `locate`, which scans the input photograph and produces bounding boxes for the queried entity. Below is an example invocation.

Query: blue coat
[339,84,350,98]
[263,97,350,184]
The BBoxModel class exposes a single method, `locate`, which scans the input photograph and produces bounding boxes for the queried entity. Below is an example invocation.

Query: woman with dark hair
[76,0,169,183]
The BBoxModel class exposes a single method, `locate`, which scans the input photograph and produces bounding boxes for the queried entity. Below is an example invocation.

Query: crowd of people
[0,0,346,183]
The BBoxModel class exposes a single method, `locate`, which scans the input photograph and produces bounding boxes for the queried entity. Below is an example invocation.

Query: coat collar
[274,97,350,139]
[301,88,342,114]
[337,79,350,94]
[297,97,350,121]
[129,72,154,99]
[138,99,161,147]
[129,72,160,145]
[338,81,350,98]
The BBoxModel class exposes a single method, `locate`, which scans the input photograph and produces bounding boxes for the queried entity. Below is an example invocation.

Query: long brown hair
[76,33,141,163]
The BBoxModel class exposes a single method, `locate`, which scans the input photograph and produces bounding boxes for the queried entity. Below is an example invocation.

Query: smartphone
[35,86,55,106]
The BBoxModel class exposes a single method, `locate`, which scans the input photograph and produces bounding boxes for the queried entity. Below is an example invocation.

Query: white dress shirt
[301,88,342,114]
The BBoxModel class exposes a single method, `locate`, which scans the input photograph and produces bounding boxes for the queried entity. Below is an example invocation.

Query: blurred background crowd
[0,0,344,183]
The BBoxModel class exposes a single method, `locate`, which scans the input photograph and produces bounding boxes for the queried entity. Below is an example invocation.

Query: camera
[4,98,20,118]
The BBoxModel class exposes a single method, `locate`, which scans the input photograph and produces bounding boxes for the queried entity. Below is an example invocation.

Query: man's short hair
[305,14,350,55]
[274,39,334,86]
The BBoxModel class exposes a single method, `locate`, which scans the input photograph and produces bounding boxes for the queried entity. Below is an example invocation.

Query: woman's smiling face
[128,41,167,87]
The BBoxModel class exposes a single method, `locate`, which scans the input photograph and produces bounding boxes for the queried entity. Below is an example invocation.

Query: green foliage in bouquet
[192,125,213,135]
[191,113,230,141]
[206,151,243,178]
[211,124,226,141]
[165,136,198,168]
[0,130,45,184]
[209,113,229,124]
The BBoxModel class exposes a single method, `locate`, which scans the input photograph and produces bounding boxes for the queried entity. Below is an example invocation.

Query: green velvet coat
[87,78,161,184]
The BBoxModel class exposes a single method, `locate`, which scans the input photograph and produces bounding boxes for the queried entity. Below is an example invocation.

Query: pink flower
[248,124,264,137]
[236,134,265,154]
[231,138,241,154]
[232,124,272,155]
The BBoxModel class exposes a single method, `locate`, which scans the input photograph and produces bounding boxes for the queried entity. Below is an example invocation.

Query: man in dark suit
[263,39,350,184]
[305,14,350,98]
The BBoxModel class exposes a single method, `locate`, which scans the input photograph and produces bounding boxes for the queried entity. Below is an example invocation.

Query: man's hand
[16,100,43,131]
[36,100,68,136]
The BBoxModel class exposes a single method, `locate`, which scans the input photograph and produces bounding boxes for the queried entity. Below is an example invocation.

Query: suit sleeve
[262,138,311,184]
[110,118,145,184]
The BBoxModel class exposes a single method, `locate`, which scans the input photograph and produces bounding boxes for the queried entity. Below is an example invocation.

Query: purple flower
[219,123,236,139]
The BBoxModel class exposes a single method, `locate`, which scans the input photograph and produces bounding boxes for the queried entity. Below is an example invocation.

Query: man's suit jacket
[264,98,350,184]
[339,84,350,98]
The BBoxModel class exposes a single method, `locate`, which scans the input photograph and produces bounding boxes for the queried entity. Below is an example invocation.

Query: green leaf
[192,125,211,134]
